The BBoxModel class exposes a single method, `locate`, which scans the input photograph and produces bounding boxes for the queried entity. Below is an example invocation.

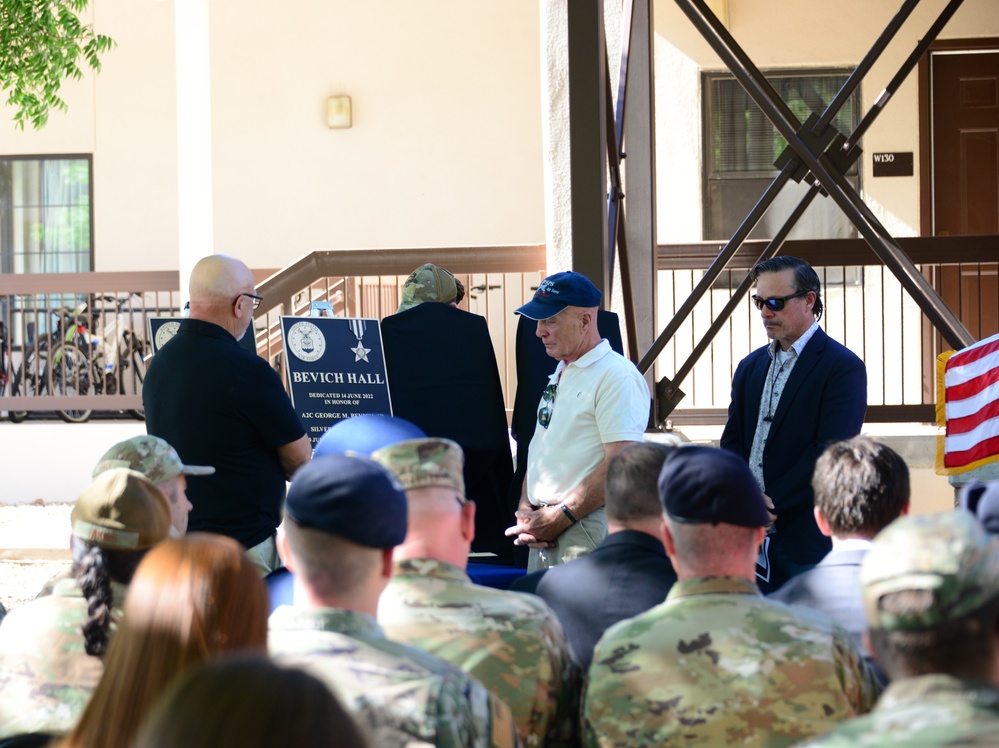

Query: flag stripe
[948,399,999,436]
[946,414,999,453]
[946,379,999,421]
[947,366,999,402]
[943,333,999,471]
[945,348,999,387]
[945,434,999,468]
[946,333,999,370]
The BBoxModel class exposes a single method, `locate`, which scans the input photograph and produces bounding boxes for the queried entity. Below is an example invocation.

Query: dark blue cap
[514,271,602,321]
[960,481,999,535]
[658,445,770,527]
[313,415,426,458]
[285,454,408,548]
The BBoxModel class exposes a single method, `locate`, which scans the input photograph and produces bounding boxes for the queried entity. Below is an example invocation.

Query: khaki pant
[245,534,282,576]
[528,507,607,572]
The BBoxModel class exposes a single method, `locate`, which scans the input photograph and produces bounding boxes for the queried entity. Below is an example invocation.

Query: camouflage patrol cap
[371,437,466,497]
[93,435,215,485]
[285,454,408,549]
[397,264,458,313]
[72,468,172,551]
[861,511,999,631]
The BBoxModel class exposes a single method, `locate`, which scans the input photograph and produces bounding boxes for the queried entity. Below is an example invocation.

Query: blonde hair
[59,534,269,748]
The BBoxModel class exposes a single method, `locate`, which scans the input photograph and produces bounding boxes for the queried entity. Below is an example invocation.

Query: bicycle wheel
[8,351,45,423]
[123,349,146,421]
[50,343,94,424]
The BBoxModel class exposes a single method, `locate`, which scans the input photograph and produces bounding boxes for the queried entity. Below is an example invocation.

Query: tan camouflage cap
[371,437,466,498]
[72,468,172,551]
[397,264,458,313]
[861,511,999,630]
[93,435,215,485]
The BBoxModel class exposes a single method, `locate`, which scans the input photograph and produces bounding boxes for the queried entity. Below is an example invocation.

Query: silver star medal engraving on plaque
[349,319,371,363]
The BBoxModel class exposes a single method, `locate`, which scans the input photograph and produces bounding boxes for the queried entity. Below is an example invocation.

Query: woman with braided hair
[59,533,269,748]
[0,469,171,740]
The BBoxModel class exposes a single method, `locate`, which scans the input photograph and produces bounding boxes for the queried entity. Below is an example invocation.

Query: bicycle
[8,305,94,424]
[82,293,148,421]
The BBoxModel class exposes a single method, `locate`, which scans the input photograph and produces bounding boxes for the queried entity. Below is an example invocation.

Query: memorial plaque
[280,317,392,446]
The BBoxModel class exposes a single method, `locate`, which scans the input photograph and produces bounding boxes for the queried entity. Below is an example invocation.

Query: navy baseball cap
[514,271,602,321]
[313,415,426,458]
[659,445,770,527]
[284,454,408,549]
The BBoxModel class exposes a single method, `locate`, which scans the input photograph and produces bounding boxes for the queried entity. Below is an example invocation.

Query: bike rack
[613,0,977,425]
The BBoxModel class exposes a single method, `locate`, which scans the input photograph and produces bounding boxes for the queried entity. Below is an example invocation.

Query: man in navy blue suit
[511,441,677,669]
[770,436,910,684]
[720,256,867,592]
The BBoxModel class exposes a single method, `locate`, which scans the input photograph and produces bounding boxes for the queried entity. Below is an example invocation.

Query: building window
[0,156,93,274]
[703,70,861,242]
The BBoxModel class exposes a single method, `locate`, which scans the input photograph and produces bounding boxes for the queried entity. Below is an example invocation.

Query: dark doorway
[920,42,999,386]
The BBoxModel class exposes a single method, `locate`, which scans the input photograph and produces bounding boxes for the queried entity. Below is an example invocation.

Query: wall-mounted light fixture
[327,95,352,129]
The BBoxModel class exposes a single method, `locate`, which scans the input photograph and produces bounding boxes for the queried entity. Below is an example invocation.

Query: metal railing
[254,245,547,414]
[1,236,993,423]
[654,235,999,425]
[0,272,181,416]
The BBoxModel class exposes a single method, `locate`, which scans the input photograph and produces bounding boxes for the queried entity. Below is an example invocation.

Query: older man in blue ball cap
[584,445,880,748]
[268,453,519,748]
[505,271,650,571]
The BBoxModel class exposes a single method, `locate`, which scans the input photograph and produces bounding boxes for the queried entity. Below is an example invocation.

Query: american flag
[938,332,999,474]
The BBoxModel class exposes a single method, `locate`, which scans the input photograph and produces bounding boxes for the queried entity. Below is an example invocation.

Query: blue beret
[285,454,408,548]
[659,445,770,527]
[313,415,426,458]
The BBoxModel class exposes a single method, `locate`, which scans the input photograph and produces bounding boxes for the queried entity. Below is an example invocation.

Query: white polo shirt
[526,339,650,506]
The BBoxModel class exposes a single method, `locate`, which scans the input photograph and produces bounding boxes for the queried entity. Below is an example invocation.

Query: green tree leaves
[0,0,114,129]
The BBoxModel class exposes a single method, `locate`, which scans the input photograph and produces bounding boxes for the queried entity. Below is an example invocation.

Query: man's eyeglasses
[538,383,558,429]
[236,293,264,310]
[750,289,810,312]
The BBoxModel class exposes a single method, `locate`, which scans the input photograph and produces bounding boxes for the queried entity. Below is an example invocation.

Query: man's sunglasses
[750,289,810,312]
[538,383,557,429]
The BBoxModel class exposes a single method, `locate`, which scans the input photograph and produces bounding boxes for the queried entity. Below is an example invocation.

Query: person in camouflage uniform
[396,263,464,313]
[372,438,581,747]
[0,469,171,739]
[796,511,999,747]
[93,434,214,537]
[269,452,520,748]
[583,445,880,748]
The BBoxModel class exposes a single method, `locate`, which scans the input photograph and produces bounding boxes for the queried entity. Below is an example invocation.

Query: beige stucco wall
[207,1,545,268]
[0,0,544,273]
[0,1,994,273]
